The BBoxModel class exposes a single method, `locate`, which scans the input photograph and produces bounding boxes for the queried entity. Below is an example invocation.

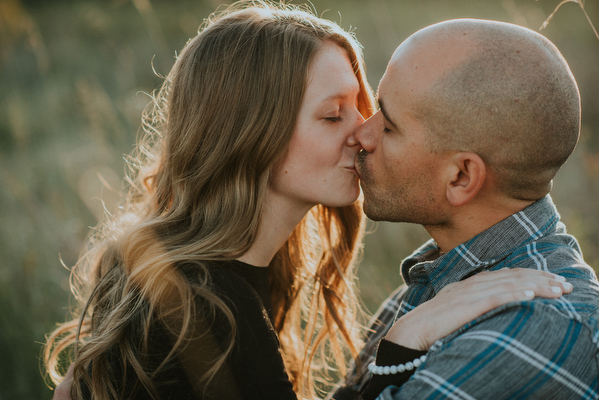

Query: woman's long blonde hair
[44,1,375,398]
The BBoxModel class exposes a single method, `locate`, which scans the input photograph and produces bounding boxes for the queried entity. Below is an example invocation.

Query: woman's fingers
[439,275,572,308]
[475,282,568,310]
[472,268,563,284]
[445,268,572,297]
[477,268,568,287]
[384,268,572,351]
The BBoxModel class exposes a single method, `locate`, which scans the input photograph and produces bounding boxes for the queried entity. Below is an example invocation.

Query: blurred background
[0,0,597,398]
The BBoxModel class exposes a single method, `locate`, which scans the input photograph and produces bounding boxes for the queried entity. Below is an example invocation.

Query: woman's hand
[385,268,573,351]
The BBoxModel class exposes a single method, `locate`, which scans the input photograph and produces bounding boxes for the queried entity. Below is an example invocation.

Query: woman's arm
[361,268,572,400]
[385,268,571,350]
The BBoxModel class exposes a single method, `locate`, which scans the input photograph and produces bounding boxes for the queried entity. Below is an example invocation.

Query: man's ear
[444,152,486,207]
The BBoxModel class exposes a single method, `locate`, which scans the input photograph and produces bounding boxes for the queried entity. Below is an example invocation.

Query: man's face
[354,44,452,224]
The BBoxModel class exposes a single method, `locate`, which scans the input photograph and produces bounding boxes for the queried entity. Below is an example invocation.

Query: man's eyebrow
[378,99,399,130]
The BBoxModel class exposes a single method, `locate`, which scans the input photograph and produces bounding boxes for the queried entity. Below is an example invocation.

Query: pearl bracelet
[367,355,427,375]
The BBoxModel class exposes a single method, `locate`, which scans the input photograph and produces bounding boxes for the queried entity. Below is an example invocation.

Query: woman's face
[271,42,364,212]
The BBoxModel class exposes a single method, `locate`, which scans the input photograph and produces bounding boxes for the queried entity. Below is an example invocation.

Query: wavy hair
[44,1,375,398]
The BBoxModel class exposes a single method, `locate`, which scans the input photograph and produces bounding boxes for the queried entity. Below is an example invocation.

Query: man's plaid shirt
[332,195,599,399]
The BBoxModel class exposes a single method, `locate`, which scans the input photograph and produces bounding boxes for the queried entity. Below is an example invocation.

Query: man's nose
[354,111,380,153]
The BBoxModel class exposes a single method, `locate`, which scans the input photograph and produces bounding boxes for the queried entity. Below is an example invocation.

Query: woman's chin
[328,192,361,208]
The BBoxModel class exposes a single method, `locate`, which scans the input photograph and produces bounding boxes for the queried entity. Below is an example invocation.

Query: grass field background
[0,0,597,398]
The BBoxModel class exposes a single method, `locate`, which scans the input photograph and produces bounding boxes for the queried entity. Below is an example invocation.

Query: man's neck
[425,196,536,254]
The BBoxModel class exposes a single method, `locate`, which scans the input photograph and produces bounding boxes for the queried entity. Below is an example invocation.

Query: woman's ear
[445,152,486,207]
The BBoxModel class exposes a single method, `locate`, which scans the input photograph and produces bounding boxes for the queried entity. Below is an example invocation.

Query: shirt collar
[401,195,561,294]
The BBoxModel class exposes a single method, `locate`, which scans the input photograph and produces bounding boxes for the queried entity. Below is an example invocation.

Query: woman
[45,2,571,399]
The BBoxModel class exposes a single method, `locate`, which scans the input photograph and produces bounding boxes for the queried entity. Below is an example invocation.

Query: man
[333,18,599,399]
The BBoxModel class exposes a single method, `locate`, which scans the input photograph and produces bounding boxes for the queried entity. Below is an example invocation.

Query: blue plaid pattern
[333,196,599,399]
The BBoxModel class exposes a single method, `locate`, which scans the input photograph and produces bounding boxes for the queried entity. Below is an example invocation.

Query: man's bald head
[393,19,580,200]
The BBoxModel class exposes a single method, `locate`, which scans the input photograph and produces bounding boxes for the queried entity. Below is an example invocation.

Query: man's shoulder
[504,227,596,278]
[451,238,599,340]
[429,229,599,391]
[409,298,599,400]
[439,294,599,360]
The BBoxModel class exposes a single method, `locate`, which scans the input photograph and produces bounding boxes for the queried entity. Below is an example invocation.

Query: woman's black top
[82,260,296,399]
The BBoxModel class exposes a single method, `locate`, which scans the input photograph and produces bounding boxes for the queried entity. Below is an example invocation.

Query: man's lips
[345,165,362,179]
[354,150,367,179]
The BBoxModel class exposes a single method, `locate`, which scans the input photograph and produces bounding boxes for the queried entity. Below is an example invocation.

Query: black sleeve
[361,339,427,400]
[179,267,297,400]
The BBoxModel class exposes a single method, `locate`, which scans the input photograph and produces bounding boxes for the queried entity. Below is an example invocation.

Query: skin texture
[385,269,573,350]
[354,19,580,350]
[354,37,478,238]
[270,41,363,213]
[355,19,578,253]
[239,41,364,267]
[354,31,475,226]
